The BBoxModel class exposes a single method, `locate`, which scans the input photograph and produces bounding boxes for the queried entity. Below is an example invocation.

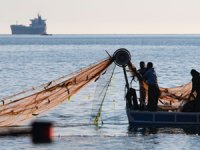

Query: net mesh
[0,58,112,126]
[90,63,116,125]
[159,82,192,108]
[0,54,195,126]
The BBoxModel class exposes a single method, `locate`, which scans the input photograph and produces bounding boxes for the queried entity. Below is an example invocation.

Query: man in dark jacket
[189,69,200,111]
[143,62,160,111]
[138,61,146,110]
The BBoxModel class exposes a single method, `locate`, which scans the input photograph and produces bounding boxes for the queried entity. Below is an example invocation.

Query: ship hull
[10,25,46,35]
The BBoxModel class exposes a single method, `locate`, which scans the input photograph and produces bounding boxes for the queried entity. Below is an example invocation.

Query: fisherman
[137,61,146,110]
[143,62,159,111]
[189,69,200,111]
[138,61,146,76]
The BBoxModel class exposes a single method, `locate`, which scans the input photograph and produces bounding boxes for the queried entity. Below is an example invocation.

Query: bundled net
[0,58,112,126]
[159,82,192,109]
[141,82,192,110]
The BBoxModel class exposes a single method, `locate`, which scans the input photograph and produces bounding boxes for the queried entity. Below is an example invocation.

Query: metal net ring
[113,48,131,67]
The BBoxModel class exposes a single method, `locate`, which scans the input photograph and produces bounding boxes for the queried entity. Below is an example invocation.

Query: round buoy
[31,121,53,144]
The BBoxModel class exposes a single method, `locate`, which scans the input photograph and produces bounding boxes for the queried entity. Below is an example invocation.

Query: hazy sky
[1,0,200,34]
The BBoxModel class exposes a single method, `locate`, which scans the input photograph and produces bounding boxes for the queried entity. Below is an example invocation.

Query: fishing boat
[112,48,200,129]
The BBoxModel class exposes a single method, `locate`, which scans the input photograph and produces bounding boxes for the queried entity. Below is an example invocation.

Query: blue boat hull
[127,109,200,128]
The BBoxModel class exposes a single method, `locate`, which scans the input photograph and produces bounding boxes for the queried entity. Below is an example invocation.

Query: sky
[1,0,200,34]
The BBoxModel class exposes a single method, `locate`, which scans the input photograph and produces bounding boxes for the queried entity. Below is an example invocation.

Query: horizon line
[2,33,200,35]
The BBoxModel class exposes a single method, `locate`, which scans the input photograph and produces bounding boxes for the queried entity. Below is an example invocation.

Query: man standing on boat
[137,61,146,110]
[189,69,200,111]
[143,62,160,111]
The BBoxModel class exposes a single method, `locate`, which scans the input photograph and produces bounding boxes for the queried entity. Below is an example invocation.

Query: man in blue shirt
[143,62,160,111]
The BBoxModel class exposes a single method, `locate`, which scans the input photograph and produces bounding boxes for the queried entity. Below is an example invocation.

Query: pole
[123,66,129,90]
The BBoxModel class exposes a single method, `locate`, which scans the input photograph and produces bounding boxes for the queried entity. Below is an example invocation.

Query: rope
[92,64,116,126]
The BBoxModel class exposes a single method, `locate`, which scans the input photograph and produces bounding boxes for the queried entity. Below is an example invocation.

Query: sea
[0,34,200,150]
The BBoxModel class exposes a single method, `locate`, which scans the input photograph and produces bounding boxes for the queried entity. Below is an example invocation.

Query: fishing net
[0,58,112,126]
[0,49,195,126]
[159,82,192,109]
[128,62,193,110]
[90,63,116,126]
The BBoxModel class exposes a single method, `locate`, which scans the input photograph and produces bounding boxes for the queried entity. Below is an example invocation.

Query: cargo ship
[10,15,47,35]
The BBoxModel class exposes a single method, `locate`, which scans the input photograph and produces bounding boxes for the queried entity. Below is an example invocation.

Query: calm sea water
[0,34,200,149]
